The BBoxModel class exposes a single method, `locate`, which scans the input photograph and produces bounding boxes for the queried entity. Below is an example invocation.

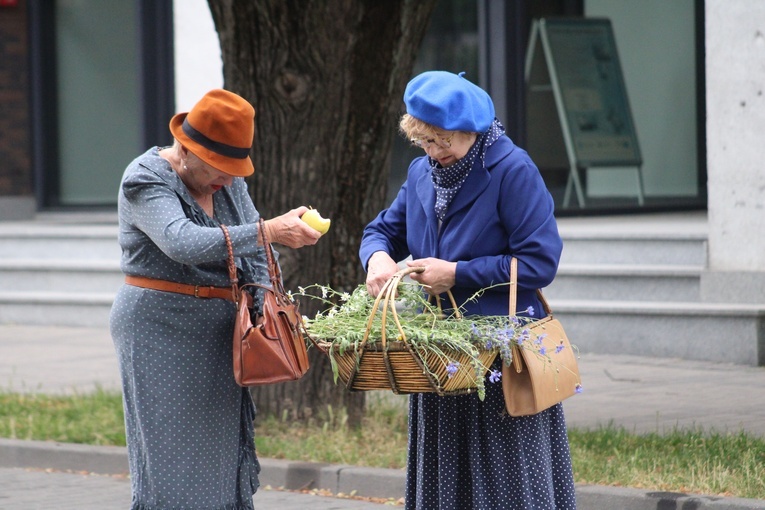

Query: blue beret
[404,71,495,132]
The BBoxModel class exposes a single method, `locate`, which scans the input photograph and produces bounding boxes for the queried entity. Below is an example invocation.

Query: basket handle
[428,292,462,320]
[360,266,424,350]
[361,266,462,350]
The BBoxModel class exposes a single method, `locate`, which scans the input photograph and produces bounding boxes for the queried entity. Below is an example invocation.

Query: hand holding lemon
[301,207,331,235]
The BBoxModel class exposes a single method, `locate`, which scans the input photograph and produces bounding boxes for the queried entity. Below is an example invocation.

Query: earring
[183,164,188,171]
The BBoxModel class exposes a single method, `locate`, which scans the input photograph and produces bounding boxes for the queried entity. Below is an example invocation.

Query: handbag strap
[508,257,554,317]
[509,257,518,318]
[508,257,554,373]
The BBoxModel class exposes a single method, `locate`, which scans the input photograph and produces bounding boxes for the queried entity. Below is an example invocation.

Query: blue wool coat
[360,135,562,317]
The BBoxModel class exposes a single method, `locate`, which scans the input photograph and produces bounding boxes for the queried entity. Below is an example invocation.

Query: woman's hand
[407,258,456,295]
[262,207,321,248]
[366,251,399,297]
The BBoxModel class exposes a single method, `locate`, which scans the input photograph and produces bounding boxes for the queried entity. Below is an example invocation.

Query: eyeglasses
[410,132,454,149]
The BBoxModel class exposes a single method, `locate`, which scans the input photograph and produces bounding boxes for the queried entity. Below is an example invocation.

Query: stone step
[0,224,120,260]
[559,234,707,266]
[3,290,762,369]
[552,299,765,366]
[556,211,708,266]
[0,260,123,293]
[0,291,113,328]
[546,264,702,302]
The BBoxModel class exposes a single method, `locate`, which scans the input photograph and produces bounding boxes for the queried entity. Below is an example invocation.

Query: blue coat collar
[415,135,517,225]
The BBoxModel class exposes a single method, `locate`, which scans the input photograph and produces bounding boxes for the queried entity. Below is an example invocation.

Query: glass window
[534,0,703,212]
[386,0,480,205]
[388,0,704,215]
[55,0,142,205]
[588,0,700,200]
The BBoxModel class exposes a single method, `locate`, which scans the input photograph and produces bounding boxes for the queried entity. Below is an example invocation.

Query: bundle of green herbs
[295,279,546,400]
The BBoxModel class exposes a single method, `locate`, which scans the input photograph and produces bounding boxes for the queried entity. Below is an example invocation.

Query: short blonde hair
[399,114,474,142]
[399,114,436,140]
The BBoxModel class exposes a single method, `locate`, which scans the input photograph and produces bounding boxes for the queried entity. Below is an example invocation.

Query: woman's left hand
[263,207,321,248]
[407,258,456,295]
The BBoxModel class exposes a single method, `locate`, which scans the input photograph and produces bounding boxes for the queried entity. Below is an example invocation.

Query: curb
[0,437,128,475]
[1,438,763,510]
[0,438,405,500]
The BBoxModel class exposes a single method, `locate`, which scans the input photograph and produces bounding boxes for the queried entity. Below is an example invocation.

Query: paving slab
[0,325,120,394]
[564,353,765,436]
[0,467,387,509]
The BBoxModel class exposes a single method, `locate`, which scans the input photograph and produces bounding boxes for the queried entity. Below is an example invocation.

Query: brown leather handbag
[502,257,581,416]
[220,221,310,386]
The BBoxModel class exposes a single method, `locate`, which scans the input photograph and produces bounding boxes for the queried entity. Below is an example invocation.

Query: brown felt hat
[169,89,255,177]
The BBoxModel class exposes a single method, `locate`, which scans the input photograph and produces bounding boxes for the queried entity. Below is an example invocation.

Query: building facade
[1,0,763,287]
[1,0,710,216]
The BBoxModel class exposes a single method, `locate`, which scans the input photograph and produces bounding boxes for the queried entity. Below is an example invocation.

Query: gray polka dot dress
[110,147,269,509]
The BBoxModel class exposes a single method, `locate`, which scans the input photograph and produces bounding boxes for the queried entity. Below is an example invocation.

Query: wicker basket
[314,267,498,396]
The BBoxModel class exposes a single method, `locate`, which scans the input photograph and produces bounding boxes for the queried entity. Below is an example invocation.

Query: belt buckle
[194,285,200,298]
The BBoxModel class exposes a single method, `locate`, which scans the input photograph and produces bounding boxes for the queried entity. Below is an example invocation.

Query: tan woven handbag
[502,257,581,416]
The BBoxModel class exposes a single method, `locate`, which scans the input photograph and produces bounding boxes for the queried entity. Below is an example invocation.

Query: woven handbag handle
[219,221,286,304]
[258,218,287,295]
[221,222,312,344]
[220,224,239,303]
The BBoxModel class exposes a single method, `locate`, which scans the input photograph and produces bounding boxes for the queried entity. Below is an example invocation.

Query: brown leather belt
[125,275,236,303]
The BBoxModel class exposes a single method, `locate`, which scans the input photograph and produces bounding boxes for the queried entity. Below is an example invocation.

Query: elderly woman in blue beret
[360,71,576,509]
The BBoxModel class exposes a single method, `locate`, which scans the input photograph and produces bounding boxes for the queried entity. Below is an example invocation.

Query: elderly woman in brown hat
[110,89,321,510]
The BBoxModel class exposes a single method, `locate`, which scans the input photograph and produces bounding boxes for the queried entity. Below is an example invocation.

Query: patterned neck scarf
[430,119,505,221]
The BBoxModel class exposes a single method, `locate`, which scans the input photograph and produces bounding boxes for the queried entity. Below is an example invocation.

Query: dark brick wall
[0,0,32,197]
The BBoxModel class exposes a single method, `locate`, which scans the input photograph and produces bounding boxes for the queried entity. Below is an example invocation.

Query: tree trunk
[207,0,437,426]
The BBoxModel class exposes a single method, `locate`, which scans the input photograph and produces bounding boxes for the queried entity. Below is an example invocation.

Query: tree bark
[207,0,437,426]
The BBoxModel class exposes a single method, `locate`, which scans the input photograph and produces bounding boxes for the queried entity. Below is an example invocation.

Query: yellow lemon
[301,208,331,235]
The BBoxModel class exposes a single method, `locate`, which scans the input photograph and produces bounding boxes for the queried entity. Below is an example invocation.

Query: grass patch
[569,425,765,499]
[254,394,408,469]
[1,388,763,499]
[0,388,125,446]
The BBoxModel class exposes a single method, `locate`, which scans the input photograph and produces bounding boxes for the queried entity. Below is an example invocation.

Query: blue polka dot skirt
[405,371,577,509]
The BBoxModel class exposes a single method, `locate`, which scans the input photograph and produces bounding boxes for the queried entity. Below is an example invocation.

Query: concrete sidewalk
[1,324,765,509]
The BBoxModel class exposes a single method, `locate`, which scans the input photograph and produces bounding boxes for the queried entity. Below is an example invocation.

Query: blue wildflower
[446,361,460,378]
[575,384,583,394]
[489,370,502,383]
[525,306,535,316]
[555,344,565,354]
[516,328,530,345]
[539,346,547,356]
